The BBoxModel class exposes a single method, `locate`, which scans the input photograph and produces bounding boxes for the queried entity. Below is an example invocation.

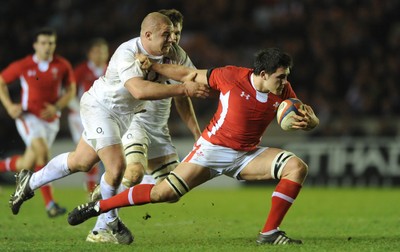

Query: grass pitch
[0,185,399,251]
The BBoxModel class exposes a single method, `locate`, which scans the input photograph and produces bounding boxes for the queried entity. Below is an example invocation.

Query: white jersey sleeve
[87,38,148,115]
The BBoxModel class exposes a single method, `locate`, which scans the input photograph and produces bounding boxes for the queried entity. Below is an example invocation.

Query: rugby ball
[276,98,303,131]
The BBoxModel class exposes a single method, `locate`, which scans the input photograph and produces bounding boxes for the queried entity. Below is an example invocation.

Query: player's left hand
[291,104,319,131]
[40,102,58,120]
[182,80,210,99]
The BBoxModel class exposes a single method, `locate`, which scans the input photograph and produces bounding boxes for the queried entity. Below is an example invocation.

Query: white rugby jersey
[88,38,193,117]
[135,43,195,129]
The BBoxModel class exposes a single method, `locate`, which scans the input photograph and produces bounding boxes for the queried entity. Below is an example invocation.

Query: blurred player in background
[10,12,209,245]
[68,38,109,193]
[68,48,319,245]
[87,8,202,244]
[0,27,76,217]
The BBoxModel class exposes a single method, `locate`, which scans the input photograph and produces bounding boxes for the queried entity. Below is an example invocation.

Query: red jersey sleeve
[1,60,23,84]
[207,66,244,94]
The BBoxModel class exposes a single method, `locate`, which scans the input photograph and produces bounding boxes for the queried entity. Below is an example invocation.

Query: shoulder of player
[166,43,188,62]
[3,55,34,70]
[12,55,33,65]
[113,38,139,59]
[212,65,251,76]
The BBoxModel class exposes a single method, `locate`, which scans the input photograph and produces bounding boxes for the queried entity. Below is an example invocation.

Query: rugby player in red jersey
[0,27,76,217]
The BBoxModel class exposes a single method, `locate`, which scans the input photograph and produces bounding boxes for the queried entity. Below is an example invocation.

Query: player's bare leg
[68,162,211,225]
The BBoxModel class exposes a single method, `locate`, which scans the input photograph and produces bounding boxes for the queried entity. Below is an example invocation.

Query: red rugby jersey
[202,66,296,151]
[1,54,75,121]
[74,61,106,97]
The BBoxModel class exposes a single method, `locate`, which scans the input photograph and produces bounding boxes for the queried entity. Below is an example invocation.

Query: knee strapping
[150,160,179,183]
[166,171,190,198]
[124,143,148,168]
[271,151,295,179]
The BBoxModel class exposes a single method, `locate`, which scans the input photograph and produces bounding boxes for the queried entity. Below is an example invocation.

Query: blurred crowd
[1,0,400,139]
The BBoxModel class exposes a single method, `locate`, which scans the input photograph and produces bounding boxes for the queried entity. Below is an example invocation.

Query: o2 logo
[96,127,104,135]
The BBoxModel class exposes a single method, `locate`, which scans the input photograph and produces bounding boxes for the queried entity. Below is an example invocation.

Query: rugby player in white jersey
[87,9,202,243]
[9,12,209,245]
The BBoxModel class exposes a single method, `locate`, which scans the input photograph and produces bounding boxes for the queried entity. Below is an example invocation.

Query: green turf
[0,185,399,251]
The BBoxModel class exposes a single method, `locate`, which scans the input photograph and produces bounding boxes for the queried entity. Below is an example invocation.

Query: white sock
[117,178,129,193]
[93,213,108,231]
[99,174,118,223]
[29,153,71,190]
[261,229,279,235]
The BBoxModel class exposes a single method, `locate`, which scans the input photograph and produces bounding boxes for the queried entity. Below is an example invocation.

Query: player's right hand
[183,80,210,99]
[6,104,22,119]
[135,53,152,70]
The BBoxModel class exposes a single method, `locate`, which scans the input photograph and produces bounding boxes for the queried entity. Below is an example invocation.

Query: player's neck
[34,53,53,62]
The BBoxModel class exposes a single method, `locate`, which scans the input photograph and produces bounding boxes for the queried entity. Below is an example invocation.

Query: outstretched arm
[125,77,209,100]
[153,63,209,85]
[136,54,208,85]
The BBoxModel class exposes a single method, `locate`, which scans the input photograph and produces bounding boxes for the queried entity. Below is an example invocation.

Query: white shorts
[183,137,267,180]
[80,92,134,152]
[68,111,83,143]
[15,113,59,147]
[122,119,177,160]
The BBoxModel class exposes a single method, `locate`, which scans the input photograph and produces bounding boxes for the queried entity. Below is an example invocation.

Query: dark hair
[253,48,293,75]
[87,37,108,52]
[158,9,184,26]
[33,27,57,43]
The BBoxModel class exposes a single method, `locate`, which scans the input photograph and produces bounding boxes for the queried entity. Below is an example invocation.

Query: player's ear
[260,70,268,80]
[144,31,152,40]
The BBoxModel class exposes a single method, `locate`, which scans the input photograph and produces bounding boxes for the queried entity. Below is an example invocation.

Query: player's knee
[68,152,97,172]
[149,183,179,203]
[104,168,125,187]
[286,157,308,178]
[124,163,145,186]
[33,149,50,165]
[271,151,308,180]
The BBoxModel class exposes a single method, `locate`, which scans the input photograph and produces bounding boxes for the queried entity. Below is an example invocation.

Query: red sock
[35,165,55,207]
[262,179,302,233]
[0,155,20,172]
[86,165,99,192]
[40,185,54,208]
[99,184,154,212]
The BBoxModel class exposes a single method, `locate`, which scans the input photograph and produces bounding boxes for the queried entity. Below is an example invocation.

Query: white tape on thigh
[166,171,190,198]
[271,151,295,179]
[124,143,148,168]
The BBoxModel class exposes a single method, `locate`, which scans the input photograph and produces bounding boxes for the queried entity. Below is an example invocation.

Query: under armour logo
[240,91,250,100]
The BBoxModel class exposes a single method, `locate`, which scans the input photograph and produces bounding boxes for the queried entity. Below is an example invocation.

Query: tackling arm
[150,63,208,85]
[125,76,209,100]
[136,53,208,85]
